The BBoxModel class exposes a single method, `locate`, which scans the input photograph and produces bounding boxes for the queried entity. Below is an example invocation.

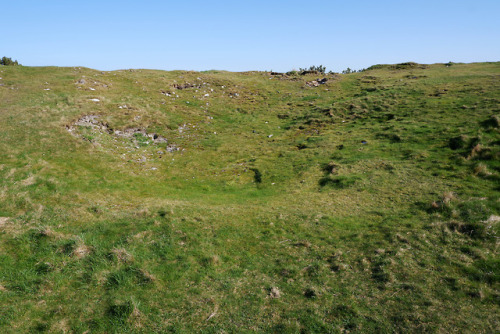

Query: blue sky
[2,0,499,72]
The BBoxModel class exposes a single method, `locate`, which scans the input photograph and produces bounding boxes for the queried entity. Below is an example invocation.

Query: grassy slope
[0,62,499,333]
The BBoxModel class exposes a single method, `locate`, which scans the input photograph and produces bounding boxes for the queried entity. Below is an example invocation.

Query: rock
[74,115,100,127]
[269,287,281,298]
[306,80,319,87]
[166,145,179,152]
[306,78,328,87]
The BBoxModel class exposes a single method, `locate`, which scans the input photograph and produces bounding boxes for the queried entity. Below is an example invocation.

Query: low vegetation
[0,56,20,66]
[0,61,498,332]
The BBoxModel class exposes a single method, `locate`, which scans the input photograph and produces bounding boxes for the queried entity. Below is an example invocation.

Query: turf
[0,62,499,333]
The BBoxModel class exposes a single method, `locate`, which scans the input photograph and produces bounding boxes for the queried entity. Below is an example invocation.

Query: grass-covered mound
[0,62,498,332]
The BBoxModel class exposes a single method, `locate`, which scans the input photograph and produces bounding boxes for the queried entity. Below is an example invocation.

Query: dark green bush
[299,65,326,75]
[0,56,20,66]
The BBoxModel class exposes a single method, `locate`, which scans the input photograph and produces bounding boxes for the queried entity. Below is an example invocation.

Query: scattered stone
[166,145,179,152]
[67,115,175,148]
[174,82,200,90]
[269,287,281,298]
[69,115,103,131]
[306,78,328,87]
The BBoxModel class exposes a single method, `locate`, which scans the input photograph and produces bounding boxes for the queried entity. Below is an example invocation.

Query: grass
[0,62,499,333]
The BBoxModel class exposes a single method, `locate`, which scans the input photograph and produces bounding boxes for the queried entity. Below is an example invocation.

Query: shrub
[0,56,20,66]
[298,65,326,75]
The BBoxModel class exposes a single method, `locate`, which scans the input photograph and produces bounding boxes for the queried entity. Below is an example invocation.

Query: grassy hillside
[0,62,499,333]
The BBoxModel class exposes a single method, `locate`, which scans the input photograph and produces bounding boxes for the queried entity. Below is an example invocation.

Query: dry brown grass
[72,244,92,259]
[0,217,9,227]
[112,248,134,263]
[473,163,491,177]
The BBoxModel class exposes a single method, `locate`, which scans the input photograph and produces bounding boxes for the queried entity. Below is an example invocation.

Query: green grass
[0,62,499,333]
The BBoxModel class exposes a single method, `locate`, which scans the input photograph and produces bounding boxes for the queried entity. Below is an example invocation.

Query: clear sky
[2,0,499,72]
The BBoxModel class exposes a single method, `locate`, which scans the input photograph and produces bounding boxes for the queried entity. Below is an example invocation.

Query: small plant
[250,168,262,183]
